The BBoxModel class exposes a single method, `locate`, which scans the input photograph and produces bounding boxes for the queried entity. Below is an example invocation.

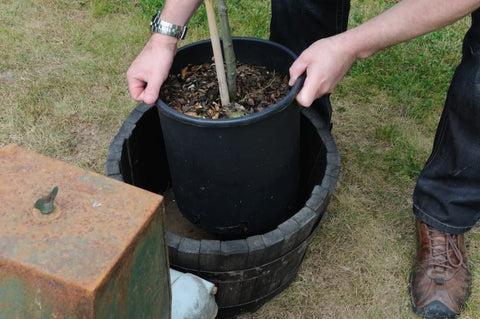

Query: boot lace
[424,223,466,274]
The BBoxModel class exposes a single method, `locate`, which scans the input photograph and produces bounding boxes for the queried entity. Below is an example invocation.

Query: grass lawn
[1,0,479,318]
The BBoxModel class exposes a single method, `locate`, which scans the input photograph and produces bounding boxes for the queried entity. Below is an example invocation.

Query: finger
[127,77,147,102]
[296,89,315,107]
[296,74,323,107]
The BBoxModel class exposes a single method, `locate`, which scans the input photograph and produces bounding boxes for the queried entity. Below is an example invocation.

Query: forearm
[289,0,480,106]
[345,0,480,59]
[160,0,204,27]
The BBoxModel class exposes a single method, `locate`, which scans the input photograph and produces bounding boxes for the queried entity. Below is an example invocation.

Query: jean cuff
[413,204,474,235]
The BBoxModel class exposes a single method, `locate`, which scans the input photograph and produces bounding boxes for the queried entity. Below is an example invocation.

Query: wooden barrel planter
[106,104,340,318]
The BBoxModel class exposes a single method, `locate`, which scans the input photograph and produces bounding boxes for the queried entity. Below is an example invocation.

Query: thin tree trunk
[205,0,230,106]
[217,0,237,99]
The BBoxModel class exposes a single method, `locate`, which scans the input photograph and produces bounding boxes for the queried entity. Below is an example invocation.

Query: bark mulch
[159,62,290,119]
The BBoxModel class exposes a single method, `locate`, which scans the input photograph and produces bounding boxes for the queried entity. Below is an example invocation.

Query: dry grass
[2,0,480,318]
[1,0,142,171]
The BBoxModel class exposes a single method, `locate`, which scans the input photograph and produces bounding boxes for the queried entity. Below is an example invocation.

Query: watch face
[151,12,159,25]
[150,12,160,32]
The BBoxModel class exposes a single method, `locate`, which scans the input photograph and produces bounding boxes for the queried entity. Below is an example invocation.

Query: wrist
[337,29,376,60]
[149,32,178,46]
[143,33,178,60]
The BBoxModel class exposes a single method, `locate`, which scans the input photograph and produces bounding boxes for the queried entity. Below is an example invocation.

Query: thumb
[289,73,299,87]
[289,59,307,87]
[143,77,162,105]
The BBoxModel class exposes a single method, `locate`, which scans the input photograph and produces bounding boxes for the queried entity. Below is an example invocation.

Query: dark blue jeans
[270,1,480,234]
[413,10,480,234]
[270,0,350,124]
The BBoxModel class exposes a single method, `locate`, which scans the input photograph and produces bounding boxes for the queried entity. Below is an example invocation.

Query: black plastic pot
[106,103,340,318]
[156,38,305,238]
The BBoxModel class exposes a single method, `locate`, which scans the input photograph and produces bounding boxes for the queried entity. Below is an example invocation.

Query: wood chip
[185,111,200,117]
[180,66,189,80]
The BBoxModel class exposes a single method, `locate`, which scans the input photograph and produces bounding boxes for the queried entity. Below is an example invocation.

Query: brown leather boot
[409,219,471,318]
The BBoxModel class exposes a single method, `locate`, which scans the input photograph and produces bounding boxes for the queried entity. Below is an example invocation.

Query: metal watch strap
[150,11,187,40]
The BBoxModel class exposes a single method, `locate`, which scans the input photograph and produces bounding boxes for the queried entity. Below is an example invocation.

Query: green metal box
[0,144,171,318]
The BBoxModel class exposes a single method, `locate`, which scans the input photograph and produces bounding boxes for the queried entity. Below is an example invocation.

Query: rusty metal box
[0,144,170,318]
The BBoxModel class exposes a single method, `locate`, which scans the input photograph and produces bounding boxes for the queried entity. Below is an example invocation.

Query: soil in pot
[159,62,290,119]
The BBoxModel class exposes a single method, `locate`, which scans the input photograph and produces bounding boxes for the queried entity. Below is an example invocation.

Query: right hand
[126,34,178,105]
[288,36,357,107]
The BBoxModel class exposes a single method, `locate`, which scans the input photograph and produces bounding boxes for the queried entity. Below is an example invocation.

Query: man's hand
[126,34,178,105]
[288,0,480,108]
[288,36,356,107]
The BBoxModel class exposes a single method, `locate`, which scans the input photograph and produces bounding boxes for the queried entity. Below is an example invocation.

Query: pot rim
[156,37,306,128]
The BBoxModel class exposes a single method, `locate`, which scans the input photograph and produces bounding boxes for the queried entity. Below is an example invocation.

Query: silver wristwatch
[150,11,188,40]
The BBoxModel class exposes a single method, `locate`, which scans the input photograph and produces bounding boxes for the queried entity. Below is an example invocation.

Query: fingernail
[144,95,155,104]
